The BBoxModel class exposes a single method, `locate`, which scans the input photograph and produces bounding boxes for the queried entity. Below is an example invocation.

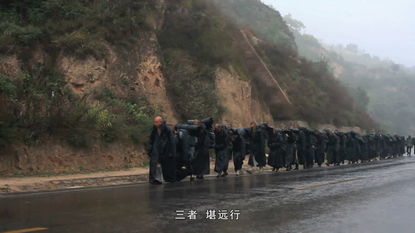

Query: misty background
[262,0,415,136]
[263,0,415,67]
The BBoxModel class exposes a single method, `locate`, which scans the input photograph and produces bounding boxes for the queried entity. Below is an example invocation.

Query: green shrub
[53,31,107,59]
[159,0,243,66]
[0,0,157,58]
[0,64,115,148]
[162,49,223,121]
[0,22,42,52]
[212,0,297,53]
[0,74,17,97]
[93,87,154,145]
[0,121,16,149]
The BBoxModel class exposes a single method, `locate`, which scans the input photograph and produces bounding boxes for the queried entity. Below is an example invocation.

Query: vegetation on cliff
[0,0,377,151]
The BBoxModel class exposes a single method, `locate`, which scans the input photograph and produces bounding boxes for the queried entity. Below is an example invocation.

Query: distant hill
[284,14,415,135]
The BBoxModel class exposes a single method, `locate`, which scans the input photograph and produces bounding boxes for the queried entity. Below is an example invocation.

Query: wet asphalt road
[1,157,415,233]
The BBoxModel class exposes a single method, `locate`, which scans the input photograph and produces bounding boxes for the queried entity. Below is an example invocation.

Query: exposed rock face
[215,67,274,127]
[135,51,176,123]
[0,55,20,77]
[59,56,107,95]
[56,32,176,123]
[214,66,366,132]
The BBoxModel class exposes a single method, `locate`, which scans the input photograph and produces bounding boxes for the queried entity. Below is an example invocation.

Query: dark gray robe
[147,123,176,183]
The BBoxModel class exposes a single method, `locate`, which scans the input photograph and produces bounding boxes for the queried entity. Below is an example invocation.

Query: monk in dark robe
[147,116,177,184]
[214,124,230,177]
[247,122,266,172]
[231,128,246,176]
[267,128,286,172]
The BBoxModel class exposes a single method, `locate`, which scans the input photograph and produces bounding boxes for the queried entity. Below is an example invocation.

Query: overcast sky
[262,0,415,67]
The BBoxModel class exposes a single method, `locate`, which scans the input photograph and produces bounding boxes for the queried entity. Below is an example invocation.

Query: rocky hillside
[0,0,376,175]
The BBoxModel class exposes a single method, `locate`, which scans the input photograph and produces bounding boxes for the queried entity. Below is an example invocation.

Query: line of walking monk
[147,116,406,184]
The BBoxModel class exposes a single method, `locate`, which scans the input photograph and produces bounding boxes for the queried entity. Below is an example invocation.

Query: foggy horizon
[262,0,415,68]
